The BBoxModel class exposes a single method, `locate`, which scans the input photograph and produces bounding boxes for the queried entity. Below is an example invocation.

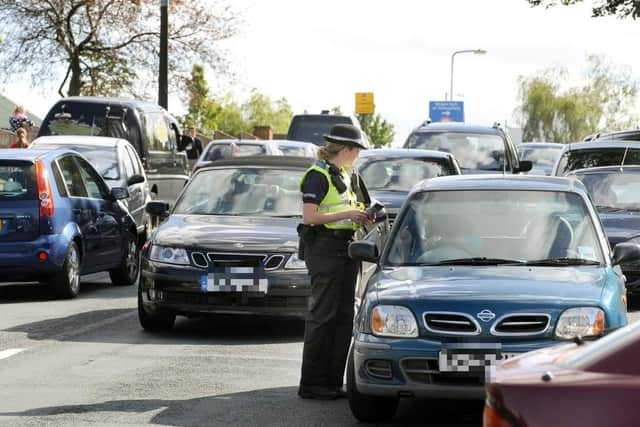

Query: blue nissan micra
[346,175,637,422]
[0,149,139,298]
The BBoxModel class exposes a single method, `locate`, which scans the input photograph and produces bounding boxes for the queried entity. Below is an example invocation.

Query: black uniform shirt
[301,171,329,205]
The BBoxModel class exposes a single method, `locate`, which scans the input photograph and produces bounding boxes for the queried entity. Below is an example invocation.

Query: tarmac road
[0,274,638,427]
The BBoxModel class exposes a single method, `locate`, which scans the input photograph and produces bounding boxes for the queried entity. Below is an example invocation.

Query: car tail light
[35,160,54,218]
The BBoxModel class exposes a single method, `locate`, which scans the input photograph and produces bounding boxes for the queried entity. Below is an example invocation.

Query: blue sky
[5,0,640,144]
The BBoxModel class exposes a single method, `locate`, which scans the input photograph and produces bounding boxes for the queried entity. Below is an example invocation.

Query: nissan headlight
[371,305,418,338]
[284,253,306,269]
[149,245,190,265]
[555,307,605,339]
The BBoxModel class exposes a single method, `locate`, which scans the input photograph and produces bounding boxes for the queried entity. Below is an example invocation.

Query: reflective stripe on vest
[300,160,362,230]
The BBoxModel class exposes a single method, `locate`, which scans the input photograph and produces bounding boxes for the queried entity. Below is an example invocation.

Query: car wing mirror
[127,174,145,186]
[612,242,640,265]
[514,160,533,174]
[146,200,171,219]
[110,187,129,200]
[348,240,379,263]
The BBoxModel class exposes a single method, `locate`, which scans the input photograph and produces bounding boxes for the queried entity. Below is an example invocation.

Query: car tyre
[137,288,175,331]
[50,242,81,299]
[347,345,398,422]
[109,232,140,286]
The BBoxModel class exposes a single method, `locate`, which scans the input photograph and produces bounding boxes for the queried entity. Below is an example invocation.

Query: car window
[557,148,640,176]
[0,161,36,200]
[174,167,304,216]
[287,116,352,146]
[34,143,120,180]
[125,145,143,176]
[204,143,266,161]
[405,132,505,171]
[518,146,563,167]
[121,146,135,178]
[75,157,110,199]
[385,190,604,266]
[357,158,453,192]
[57,156,88,198]
[573,170,640,210]
[144,112,172,152]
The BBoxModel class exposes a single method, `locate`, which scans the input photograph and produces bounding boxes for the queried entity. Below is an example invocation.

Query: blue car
[346,174,637,422]
[0,149,140,298]
[569,166,640,293]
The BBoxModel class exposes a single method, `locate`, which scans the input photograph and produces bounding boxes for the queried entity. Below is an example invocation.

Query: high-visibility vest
[300,160,363,230]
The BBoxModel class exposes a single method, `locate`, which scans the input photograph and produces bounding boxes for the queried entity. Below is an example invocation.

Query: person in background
[179,125,204,160]
[9,106,34,133]
[9,128,30,149]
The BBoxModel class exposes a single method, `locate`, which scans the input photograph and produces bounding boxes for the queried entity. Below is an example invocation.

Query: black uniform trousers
[300,235,358,388]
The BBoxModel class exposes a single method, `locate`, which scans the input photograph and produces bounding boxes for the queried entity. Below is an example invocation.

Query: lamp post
[159,0,169,109]
[449,49,486,101]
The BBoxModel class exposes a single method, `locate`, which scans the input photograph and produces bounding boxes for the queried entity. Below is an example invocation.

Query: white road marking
[0,348,25,360]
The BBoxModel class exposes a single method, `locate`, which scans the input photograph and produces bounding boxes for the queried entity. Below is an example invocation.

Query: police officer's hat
[323,124,368,149]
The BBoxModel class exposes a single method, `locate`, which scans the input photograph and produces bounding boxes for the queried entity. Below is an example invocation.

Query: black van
[38,97,190,203]
[286,113,368,146]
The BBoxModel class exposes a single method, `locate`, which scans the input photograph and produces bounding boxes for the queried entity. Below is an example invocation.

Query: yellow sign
[355,92,375,115]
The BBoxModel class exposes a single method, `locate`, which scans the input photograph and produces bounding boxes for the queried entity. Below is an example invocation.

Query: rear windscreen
[287,116,351,146]
[557,148,640,176]
[0,162,36,200]
[204,144,266,160]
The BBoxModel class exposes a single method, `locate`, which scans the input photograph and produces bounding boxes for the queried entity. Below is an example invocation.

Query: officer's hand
[344,210,373,224]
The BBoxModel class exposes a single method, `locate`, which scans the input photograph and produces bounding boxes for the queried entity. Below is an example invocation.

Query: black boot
[297,385,338,400]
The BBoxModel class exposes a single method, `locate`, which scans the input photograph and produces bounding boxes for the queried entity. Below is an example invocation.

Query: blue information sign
[429,101,465,122]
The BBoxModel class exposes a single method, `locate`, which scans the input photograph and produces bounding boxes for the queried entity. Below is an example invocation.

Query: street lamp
[449,49,487,101]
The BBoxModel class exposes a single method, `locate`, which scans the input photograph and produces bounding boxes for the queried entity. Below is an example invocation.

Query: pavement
[0,274,638,427]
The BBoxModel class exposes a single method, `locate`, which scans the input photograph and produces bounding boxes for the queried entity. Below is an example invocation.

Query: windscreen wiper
[525,257,601,266]
[428,257,525,266]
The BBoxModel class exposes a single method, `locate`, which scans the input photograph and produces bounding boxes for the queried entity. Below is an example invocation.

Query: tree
[356,114,395,148]
[186,65,209,128]
[516,55,638,142]
[0,1,239,97]
[242,92,293,135]
[526,0,640,19]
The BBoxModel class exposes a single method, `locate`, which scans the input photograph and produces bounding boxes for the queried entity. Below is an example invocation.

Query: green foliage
[517,55,638,142]
[526,0,640,19]
[357,113,395,148]
[184,70,294,137]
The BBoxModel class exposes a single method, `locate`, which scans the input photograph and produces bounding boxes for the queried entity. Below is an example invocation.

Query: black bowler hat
[324,124,368,149]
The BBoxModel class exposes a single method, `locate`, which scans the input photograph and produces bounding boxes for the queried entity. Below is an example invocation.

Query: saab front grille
[207,253,267,268]
[424,312,480,335]
[191,252,208,268]
[264,255,285,270]
[492,314,550,335]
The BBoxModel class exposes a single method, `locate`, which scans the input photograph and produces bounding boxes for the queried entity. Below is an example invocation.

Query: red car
[484,321,640,427]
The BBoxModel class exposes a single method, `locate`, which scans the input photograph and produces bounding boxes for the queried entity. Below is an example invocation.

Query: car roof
[32,135,124,148]
[359,148,453,160]
[196,155,313,171]
[0,148,74,161]
[271,139,316,147]
[56,96,166,112]
[568,165,640,175]
[206,139,273,146]
[412,174,586,194]
[411,122,502,135]
[518,142,564,149]
[564,140,640,151]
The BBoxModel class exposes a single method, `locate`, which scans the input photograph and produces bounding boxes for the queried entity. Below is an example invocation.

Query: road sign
[355,92,375,115]
[429,101,464,122]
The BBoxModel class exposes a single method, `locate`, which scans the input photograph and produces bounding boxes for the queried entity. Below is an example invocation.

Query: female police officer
[298,124,372,400]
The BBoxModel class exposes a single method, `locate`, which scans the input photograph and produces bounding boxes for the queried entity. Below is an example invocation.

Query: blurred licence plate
[438,350,519,372]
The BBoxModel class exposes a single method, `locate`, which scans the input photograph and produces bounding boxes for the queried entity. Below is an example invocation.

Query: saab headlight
[149,245,190,265]
[555,307,605,339]
[371,305,418,338]
[284,253,306,269]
